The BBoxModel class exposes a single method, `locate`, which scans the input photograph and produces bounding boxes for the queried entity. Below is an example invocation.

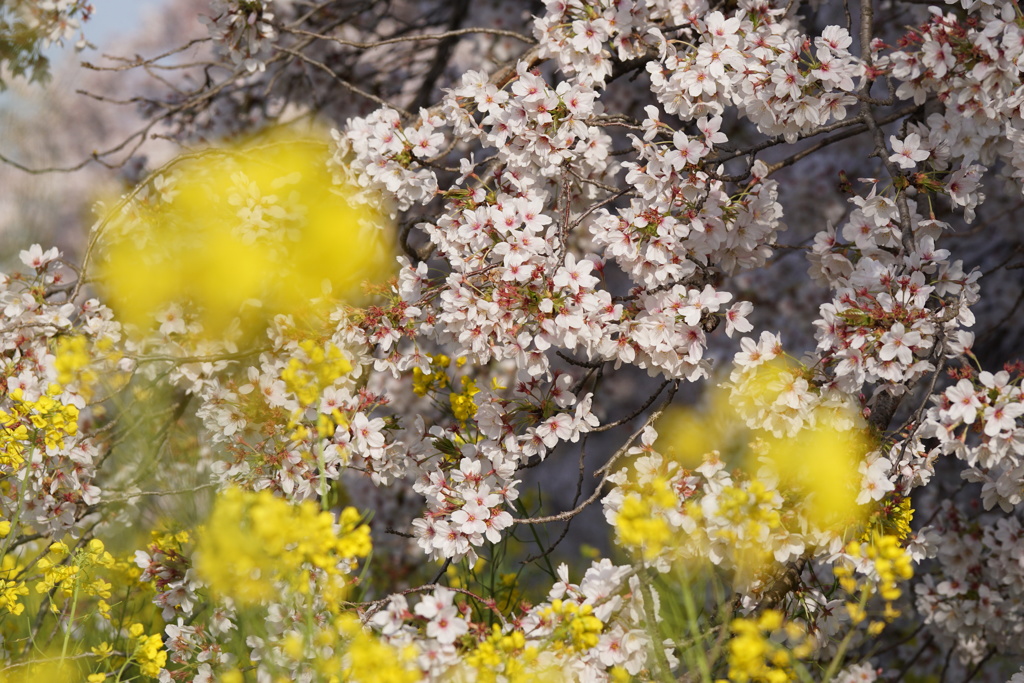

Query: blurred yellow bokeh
[656,358,873,534]
[758,409,871,531]
[95,129,394,341]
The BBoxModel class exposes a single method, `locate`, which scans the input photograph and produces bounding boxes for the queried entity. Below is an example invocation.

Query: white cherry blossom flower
[889,133,931,169]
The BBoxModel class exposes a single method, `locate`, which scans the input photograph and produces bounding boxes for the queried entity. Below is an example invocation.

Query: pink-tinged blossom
[945,379,983,424]
[371,595,410,636]
[724,301,753,337]
[697,115,728,146]
[878,322,922,365]
[19,244,60,269]
[857,456,896,505]
[351,412,387,452]
[982,401,1024,437]
[569,18,609,55]
[552,253,599,292]
[426,605,469,644]
[414,587,456,620]
[450,501,489,536]
[483,509,512,544]
[535,412,575,448]
[888,133,931,169]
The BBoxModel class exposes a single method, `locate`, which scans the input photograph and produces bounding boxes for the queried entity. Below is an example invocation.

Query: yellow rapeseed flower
[195,488,371,606]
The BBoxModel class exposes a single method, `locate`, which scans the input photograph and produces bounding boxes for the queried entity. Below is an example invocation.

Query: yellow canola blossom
[96,130,394,340]
[865,495,914,542]
[128,623,168,679]
[282,339,354,407]
[835,532,914,630]
[412,354,451,397]
[195,488,371,606]
[412,355,482,423]
[539,599,605,652]
[449,376,481,422]
[457,623,580,683]
[0,554,29,616]
[614,477,676,562]
[1,387,80,470]
[35,538,115,600]
[336,614,422,683]
[711,480,783,575]
[464,625,549,683]
[725,610,812,683]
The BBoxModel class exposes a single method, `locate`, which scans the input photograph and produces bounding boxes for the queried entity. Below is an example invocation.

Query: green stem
[114,649,134,683]
[60,573,82,664]
[678,567,712,683]
[0,472,29,561]
[822,590,870,681]
[639,571,674,682]
[316,440,331,512]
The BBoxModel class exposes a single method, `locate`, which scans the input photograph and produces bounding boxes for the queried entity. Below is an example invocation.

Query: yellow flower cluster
[35,539,114,602]
[659,356,873,534]
[282,339,354,408]
[717,481,781,531]
[127,622,168,679]
[410,355,482,423]
[464,625,548,683]
[865,495,914,542]
[53,334,95,389]
[0,554,29,616]
[836,533,913,631]
[723,610,812,683]
[336,614,422,683]
[539,599,604,652]
[756,412,871,532]
[412,354,452,397]
[887,498,914,542]
[1,387,79,469]
[712,480,782,574]
[195,488,371,605]
[449,376,481,422]
[150,528,191,554]
[614,476,676,561]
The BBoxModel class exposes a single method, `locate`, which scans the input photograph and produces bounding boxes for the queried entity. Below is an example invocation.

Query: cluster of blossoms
[534,0,865,142]
[809,195,980,393]
[331,107,443,215]
[0,248,120,536]
[914,501,1024,665]
[648,12,863,139]
[886,3,1024,175]
[368,559,653,681]
[134,529,196,621]
[200,0,278,73]
[4,0,1024,678]
[922,366,1024,512]
[393,367,603,562]
[0,0,92,57]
